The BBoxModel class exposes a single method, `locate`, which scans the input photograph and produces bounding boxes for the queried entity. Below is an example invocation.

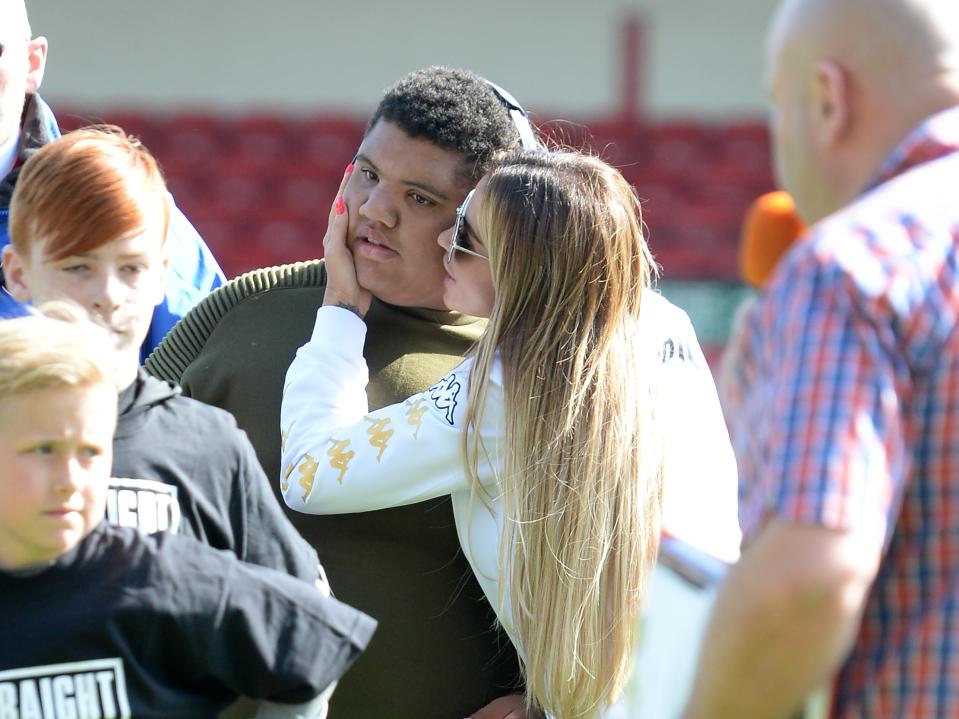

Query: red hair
[9,125,169,261]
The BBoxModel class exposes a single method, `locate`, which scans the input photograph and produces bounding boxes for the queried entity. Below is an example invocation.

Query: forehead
[0,384,116,439]
[37,226,166,262]
[0,0,29,37]
[359,120,472,198]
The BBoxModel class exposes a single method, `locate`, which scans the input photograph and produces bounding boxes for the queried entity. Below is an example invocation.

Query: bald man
[683,1,959,718]
[0,0,224,355]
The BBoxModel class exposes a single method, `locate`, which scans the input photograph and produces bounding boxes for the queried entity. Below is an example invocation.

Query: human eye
[409,192,435,207]
[26,443,55,456]
[360,167,378,183]
[79,445,104,459]
[60,263,89,274]
[121,263,146,275]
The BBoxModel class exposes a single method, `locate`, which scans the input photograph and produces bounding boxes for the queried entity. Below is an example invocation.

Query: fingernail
[345,163,354,175]
[335,196,345,215]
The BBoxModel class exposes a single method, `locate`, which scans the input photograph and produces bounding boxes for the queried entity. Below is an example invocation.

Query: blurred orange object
[739,190,806,288]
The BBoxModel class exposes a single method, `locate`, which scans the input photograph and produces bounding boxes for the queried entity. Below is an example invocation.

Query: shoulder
[145,261,328,383]
[640,290,708,369]
[158,393,251,452]
[422,357,480,429]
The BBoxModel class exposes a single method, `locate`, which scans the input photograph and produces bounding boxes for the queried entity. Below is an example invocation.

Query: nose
[358,186,398,228]
[437,226,453,254]
[52,455,86,496]
[89,269,124,316]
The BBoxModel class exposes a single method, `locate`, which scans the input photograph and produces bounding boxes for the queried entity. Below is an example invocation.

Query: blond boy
[0,315,373,717]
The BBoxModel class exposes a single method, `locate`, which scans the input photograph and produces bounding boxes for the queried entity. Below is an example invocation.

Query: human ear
[25,36,48,94]
[810,60,849,149]
[2,245,33,303]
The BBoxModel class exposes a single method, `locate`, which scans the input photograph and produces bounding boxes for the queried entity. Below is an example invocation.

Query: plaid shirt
[735,106,959,718]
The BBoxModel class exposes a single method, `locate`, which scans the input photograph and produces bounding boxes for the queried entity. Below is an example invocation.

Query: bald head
[771,0,959,93]
[766,0,959,223]
[0,0,30,38]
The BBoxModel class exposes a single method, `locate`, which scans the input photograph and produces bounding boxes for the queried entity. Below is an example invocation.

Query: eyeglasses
[447,189,488,264]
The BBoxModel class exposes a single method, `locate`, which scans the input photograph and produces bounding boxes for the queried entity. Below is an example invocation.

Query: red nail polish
[335,196,345,215]
[345,163,354,175]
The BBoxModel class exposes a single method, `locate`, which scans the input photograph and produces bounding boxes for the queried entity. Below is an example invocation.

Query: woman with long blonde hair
[282,149,709,717]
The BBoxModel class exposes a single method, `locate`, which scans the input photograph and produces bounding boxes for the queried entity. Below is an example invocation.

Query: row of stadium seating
[58,111,775,280]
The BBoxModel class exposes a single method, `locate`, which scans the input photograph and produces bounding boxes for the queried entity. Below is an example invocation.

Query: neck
[114,352,139,392]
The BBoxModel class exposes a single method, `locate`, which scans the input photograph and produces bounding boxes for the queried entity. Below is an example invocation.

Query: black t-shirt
[0,523,376,718]
[110,371,320,583]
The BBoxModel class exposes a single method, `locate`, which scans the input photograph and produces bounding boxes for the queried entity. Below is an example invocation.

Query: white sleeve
[644,293,742,563]
[279,306,481,515]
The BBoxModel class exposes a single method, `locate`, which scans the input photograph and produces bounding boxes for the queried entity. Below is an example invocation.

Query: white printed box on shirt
[0,658,131,719]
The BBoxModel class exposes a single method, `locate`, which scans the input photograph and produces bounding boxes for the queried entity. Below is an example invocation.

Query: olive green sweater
[146,261,520,719]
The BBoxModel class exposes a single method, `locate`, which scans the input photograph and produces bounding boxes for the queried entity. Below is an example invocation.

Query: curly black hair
[366,67,522,182]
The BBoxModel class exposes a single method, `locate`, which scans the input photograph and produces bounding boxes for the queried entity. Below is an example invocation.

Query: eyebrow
[355,153,451,202]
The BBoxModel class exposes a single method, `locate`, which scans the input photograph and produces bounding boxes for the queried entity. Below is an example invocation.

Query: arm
[280,305,486,514]
[280,183,499,514]
[206,558,376,705]
[686,250,909,717]
[682,519,881,719]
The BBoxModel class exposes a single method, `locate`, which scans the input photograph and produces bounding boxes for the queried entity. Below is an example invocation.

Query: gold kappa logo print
[327,439,354,484]
[281,420,295,452]
[297,454,319,501]
[405,398,427,439]
[281,461,294,493]
[364,417,394,461]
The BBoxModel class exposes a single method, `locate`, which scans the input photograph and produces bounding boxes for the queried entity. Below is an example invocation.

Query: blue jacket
[0,95,225,360]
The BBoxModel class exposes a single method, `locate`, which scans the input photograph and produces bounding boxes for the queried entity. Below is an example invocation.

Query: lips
[354,229,400,261]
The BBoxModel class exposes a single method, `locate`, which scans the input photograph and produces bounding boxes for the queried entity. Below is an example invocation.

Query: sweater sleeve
[280,306,485,515]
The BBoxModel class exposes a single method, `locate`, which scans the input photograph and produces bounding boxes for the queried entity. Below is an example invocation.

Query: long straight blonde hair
[463,150,664,718]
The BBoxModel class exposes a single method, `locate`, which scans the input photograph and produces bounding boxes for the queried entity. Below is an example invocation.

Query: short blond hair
[0,313,116,399]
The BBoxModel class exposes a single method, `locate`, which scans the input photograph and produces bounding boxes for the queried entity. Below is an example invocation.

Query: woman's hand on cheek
[322,163,373,318]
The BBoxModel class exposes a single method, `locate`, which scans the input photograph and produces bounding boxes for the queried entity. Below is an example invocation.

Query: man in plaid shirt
[683,1,959,717]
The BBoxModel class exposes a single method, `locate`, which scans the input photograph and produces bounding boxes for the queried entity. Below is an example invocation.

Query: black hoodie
[109,369,320,582]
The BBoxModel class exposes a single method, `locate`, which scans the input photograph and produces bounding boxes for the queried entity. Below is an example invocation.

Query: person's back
[684,2,959,717]
[737,136,959,714]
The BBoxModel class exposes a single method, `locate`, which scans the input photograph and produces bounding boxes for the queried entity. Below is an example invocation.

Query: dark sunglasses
[447,189,488,264]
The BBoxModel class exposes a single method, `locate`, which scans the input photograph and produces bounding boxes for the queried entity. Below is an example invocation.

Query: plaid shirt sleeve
[736,242,910,544]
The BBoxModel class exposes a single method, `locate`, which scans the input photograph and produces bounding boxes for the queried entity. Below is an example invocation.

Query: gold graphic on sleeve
[281,461,294,493]
[405,398,427,439]
[327,439,354,484]
[364,417,394,461]
[280,420,295,452]
[297,454,319,501]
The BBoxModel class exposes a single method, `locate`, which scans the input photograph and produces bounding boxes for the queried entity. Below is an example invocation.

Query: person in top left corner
[0,0,224,357]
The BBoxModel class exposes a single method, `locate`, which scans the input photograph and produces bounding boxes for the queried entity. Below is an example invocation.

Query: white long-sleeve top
[280,293,740,713]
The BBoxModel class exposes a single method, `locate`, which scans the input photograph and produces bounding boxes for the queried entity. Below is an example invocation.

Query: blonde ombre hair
[464,150,664,717]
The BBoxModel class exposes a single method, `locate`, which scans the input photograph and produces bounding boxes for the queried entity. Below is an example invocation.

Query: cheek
[82,468,108,521]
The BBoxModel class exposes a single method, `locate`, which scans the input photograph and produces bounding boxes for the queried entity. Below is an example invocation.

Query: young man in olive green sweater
[147,67,530,719]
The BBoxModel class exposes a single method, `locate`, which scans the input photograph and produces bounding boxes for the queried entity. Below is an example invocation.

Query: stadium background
[30,0,780,359]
